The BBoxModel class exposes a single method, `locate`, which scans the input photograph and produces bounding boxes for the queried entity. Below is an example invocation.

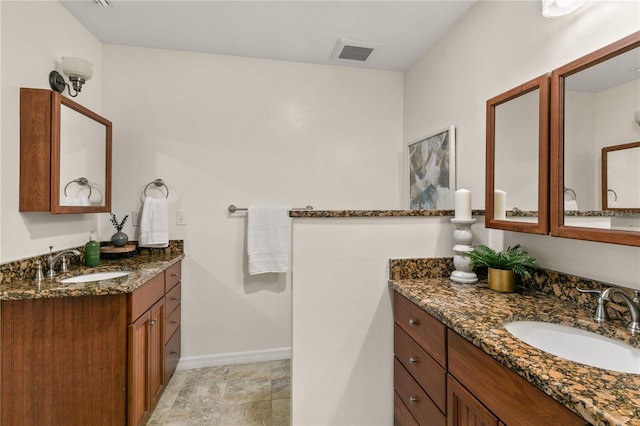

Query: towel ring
[607,189,618,202]
[64,177,92,198]
[564,187,576,201]
[143,178,169,199]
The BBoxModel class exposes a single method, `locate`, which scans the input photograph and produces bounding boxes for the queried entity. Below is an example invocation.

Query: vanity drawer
[394,391,419,426]
[394,323,446,413]
[164,326,181,385]
[394,358,446,426]
[128,272,164,322]
[165,305,181,344]
[165,282,181,316]
[165,262,181,292]
[394,292,446,368]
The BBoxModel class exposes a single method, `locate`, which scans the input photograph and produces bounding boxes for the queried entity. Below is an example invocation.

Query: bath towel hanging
[247,205,291,274]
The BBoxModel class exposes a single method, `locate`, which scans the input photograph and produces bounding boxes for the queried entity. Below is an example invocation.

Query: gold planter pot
[488,268,515,293]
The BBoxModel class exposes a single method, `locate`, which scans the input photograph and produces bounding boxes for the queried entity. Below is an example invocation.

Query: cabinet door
[129,310,151,426]
[447,374,498,426]
[148,299,165,405]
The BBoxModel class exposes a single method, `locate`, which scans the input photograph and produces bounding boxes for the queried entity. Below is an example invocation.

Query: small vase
[111,231,129,247]
[488,268,515,293]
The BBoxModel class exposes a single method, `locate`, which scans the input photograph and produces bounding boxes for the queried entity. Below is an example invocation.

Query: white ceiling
[60,0,476,71]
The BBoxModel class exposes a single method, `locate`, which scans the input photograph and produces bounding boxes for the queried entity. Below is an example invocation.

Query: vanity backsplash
[390,256,635,322]
[0,240,184,284]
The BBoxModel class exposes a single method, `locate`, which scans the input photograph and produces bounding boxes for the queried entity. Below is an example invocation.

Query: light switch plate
[176,210,187,226]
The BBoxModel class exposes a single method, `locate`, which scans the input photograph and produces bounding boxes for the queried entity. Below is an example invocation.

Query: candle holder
[450,218,478,283]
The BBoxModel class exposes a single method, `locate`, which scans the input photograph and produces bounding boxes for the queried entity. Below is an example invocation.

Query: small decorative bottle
[85,231,100,267]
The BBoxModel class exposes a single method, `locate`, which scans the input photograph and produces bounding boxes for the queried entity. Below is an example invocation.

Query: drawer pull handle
[171,297,179,301]
[409,396,418,405]
[171,273,179,278]
[408,318,419,327]
[171,320,178,324]
[170,351,178,355]
[409,357,419,364]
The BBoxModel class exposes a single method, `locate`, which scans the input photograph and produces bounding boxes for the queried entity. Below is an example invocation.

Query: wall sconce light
[635,111,640,127]
[542,0,588,18]
[49,57,93,97]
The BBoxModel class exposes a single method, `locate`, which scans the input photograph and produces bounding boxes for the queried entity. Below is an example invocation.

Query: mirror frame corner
[485,73,550,235]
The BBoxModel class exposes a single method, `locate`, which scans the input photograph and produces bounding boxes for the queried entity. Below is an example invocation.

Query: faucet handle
[34,260,45,281]
[60,256,68,273]
[576,287,609,323]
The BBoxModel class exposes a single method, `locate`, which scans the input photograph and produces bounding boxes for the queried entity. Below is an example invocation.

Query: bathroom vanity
[390,273,640,426]
[0,251,183,426]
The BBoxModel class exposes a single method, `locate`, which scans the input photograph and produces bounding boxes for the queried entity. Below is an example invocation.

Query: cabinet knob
[150,319,157,326]
[409,357,419,364]
[408,318,419,327]
[409,396,418,405]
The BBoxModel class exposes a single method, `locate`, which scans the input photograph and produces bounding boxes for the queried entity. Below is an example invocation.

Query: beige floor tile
[227,362,272,382]
[271,398,291,426]
[223,377,272,404]
[218,400,272,426]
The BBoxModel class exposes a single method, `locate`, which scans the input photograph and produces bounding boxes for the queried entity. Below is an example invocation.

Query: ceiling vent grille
[330,38,382,63]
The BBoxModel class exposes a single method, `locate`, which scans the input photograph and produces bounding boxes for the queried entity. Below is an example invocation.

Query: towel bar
[228,204,313,213]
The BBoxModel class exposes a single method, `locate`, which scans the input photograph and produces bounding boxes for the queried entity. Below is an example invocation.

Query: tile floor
[148,359,291,426]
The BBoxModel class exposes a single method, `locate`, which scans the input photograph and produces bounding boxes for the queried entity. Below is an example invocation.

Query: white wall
[291,217,490,425]
[101,44,403,358]
[404,0,640,289]
[0,1,104,261]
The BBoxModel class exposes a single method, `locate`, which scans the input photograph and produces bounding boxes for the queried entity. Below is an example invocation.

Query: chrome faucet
[47,246,81,278]
[601,287,640,335]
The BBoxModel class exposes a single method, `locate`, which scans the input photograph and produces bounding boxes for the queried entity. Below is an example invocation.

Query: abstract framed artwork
[407,126,456,209]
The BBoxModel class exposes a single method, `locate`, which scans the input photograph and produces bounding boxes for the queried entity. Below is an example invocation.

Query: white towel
[564,200,579,211]
[63,196,90,206]
[247,205,291,275]
[140,197,169,248]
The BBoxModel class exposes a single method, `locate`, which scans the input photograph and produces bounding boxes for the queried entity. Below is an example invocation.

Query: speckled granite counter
[289,209,485,218]
[389,277,640,426]
[0,251,184,300]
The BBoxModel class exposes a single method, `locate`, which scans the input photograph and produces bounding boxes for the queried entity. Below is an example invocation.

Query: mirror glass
[59,104,107,207]
[551,32,640,245]
[602,142,640,211]
[561,44,640,230]
[486,74,549,234]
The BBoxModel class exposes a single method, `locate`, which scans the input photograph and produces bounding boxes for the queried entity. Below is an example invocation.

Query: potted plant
[467,244,539,292]
[109,213,129,247]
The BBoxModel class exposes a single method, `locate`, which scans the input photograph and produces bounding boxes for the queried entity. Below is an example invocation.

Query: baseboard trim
[176,347,292,370]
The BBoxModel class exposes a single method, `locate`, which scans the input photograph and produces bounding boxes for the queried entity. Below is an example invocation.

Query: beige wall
[1,1,103,261]
[404,0,640,289]
[101,44,403,358]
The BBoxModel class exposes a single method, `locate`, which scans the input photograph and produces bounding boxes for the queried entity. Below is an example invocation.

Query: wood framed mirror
[551,31,640,246]
[486,74,550,234]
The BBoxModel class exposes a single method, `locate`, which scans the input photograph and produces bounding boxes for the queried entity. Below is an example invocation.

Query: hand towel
[63,196,90,206]
[247,205,291,275]
[564,200,579,211]
[140,197,169,248]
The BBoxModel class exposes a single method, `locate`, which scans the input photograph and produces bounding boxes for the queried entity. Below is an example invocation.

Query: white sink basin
[504,321,640,374]
[60,271,132,284]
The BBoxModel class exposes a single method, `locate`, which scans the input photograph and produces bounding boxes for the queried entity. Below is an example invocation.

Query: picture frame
[406,125,456,209]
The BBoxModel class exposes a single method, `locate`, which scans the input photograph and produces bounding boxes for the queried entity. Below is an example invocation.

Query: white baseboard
[176,347,291,370]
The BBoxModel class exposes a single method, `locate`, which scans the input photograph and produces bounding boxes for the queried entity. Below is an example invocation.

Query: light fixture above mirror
[49,57,93,97]
[542,0,587,18]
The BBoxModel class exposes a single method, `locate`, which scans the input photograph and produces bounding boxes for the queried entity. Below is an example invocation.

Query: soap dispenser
[84,231,100,267]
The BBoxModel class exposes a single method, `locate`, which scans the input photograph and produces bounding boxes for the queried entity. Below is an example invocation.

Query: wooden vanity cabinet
[393,291,589,426]
[0,261,183,426]
[163,261,182,384]
[127,272,166,426]
[393,292,447,425]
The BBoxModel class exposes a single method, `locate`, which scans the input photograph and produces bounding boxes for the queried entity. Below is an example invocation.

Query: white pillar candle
[454,189,472,220]
[494,189,507,220]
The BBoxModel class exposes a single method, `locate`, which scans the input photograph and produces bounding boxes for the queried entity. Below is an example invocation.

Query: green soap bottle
[84,231,100,267]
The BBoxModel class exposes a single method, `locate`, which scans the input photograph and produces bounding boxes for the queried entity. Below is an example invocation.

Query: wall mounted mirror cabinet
[551,31,640,246]
[485,74,550,234]
[20,88,112,214]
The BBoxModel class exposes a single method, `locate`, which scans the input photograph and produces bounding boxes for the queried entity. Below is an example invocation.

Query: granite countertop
[390,278,640,426]
[0,252,184,300]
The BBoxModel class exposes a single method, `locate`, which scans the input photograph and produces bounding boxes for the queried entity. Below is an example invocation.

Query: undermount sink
[504,321,640,374]
[59,271,132,284]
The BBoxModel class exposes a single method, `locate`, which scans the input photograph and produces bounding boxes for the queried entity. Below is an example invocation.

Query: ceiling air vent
[330,38,382,63]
